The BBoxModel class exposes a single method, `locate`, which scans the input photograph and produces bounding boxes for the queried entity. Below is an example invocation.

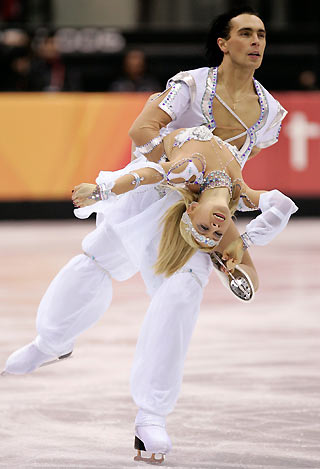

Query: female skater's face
[220,14,266,69]
[187,200,231,247]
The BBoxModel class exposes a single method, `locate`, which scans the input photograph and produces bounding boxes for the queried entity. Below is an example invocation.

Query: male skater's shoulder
[157,66,214,130]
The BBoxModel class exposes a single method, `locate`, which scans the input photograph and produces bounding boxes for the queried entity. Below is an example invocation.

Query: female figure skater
[2,126,297,464]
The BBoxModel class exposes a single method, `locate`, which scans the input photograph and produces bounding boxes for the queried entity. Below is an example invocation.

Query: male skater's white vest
[157,67,287,168]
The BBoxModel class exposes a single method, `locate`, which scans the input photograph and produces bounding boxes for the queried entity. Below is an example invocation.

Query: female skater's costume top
[74,128,297,286]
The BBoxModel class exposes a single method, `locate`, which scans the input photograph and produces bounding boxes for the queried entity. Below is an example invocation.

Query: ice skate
[210,251,255,302]
[133,410,171,465]
[1,342,72,376]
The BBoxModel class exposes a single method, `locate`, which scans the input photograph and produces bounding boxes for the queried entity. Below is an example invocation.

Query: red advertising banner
[243,92,320,197]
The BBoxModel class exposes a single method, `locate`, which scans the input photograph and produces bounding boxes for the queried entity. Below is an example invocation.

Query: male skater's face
[223,14,266,69]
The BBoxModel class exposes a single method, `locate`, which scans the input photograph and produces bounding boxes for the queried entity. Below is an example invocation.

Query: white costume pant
[35,221,212,417]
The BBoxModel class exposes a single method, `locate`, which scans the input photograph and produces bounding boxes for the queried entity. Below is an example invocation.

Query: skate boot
[134,409,172,465]
[1,341,72,376]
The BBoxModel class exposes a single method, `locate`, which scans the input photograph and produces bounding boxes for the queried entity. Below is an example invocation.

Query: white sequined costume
[5,131,297,422]
[33,154,213,418]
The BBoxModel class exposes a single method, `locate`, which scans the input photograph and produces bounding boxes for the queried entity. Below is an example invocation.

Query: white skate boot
[1,341,72,376]
[134,409,172,465]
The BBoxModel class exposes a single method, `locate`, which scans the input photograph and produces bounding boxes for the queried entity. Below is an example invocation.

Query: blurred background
[0,0,319,218]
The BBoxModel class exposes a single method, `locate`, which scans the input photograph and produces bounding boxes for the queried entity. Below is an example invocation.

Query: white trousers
[35,223,212,417]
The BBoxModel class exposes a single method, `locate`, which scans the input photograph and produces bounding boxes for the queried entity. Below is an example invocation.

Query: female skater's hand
[222,237,245,273]
[72,183,97,207]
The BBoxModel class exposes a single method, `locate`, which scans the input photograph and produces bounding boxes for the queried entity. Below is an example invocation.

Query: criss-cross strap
[215,93,249,143]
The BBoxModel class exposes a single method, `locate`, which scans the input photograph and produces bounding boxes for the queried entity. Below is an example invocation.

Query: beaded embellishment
[136,135,163,156]
[181,211,217,247]
[199,170,233,198]
[240,232,253,250]
[158,82,183,120]
[173,126,213,148]
[129,172,144,189]
[89,181,116,201]
[166,155,206,185]
[201,67,269,168]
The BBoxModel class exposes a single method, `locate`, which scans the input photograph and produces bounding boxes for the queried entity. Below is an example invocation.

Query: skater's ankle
[135,409,166,427]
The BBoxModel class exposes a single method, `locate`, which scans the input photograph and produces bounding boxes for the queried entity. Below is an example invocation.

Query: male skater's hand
[222,237,245,272]
[72,183,97,207]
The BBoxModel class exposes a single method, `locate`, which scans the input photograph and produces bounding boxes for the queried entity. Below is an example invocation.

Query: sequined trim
[136,134,163,155]
[199,169,233,198]
[200,67,270,168]
[240,232,253,249]
[181,211,218,248]
[237,194,260,212]
[236,78,269,167]
[166,154,206,185]
[167,71,197,103]
[201,67,217,131]
[158,81,183,120]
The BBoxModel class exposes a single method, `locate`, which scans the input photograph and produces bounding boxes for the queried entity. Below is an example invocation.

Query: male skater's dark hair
[205,6,261,67]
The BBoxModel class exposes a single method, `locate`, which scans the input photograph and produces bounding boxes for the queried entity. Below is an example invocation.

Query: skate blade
[39,351,73,368]
[134,450,165,465]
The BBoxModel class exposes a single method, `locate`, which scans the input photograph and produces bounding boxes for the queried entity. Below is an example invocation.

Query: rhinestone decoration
[199,170,232,198]
[136,135,163,156]
[129,172,145,189]
[166,155,206,185]
[181,211,217,248]
[201,67,269,168]
[173,126,213,148]
[158,81,183,120]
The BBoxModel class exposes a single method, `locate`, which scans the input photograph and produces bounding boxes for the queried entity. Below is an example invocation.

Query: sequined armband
[88,183,116,201]
[240,232,253,250]
[136,135,163,156]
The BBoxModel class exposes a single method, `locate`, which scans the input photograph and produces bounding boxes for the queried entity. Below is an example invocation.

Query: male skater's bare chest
[212,96,261,150]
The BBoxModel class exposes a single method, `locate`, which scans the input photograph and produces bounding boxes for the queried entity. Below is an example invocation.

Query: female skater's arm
[216,219,259,291]
[72,165,167,208]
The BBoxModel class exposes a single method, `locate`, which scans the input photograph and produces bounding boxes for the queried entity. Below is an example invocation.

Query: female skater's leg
[131,251,211,459]
[3,223,134,375]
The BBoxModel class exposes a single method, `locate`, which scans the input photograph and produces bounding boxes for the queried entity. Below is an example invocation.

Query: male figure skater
[128,5,288,463]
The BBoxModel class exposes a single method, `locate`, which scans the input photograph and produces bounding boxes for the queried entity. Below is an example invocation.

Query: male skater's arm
[129,91,171,162]
[129,81,191,162]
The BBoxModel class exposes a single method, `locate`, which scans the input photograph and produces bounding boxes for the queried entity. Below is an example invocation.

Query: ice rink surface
[0,219,319,469]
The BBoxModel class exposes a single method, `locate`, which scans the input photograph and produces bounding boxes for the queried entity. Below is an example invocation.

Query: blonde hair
[154,186,240,277]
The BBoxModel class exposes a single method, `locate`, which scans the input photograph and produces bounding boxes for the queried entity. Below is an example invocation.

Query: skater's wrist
[88,183,116,201]
[240,232,253,251]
